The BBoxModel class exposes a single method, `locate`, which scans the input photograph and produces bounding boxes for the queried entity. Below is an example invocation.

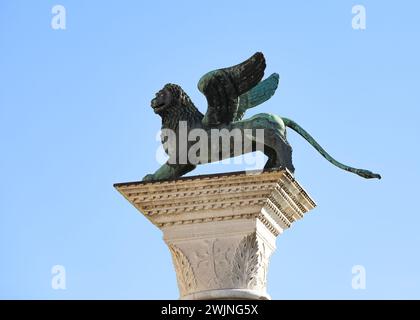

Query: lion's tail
[282,117,381,179]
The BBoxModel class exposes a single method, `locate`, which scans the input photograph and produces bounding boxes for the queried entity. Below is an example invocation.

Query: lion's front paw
[142,174,155,182]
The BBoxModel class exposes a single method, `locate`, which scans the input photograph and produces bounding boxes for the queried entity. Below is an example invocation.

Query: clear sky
[1,0,419,299]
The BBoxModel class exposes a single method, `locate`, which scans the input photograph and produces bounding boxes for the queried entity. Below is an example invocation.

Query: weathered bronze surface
[143,52,381,181]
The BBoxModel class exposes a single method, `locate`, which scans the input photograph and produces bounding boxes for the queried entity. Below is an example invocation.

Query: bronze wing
[197,52,266,127]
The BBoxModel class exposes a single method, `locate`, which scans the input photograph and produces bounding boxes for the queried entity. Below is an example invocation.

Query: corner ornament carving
[232,233,269,290]
[169,244,197,296]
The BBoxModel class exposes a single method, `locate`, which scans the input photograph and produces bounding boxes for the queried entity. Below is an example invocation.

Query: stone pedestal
[114,169,316,300]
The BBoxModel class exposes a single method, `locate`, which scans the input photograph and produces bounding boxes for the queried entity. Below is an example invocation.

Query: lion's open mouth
[152,102,167,113]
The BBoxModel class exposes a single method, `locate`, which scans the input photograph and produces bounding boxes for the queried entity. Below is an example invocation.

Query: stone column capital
[115,169,316,299]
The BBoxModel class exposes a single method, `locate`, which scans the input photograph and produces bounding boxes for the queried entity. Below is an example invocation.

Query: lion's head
[151,83,196,116]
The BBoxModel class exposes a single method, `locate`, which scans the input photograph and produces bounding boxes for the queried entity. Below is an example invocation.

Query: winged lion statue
[143,52,381,181]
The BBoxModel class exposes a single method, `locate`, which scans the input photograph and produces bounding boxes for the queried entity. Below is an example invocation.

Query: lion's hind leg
[262,129,295,172]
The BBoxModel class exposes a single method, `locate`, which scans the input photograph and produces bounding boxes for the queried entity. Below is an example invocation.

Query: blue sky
[1,0,419,299]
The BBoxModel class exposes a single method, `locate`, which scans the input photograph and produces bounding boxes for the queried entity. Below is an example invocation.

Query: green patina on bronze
[144,52,381,181]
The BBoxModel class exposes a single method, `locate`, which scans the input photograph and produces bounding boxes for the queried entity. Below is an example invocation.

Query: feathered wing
[235,73,279,121]
[197,52,266,127]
